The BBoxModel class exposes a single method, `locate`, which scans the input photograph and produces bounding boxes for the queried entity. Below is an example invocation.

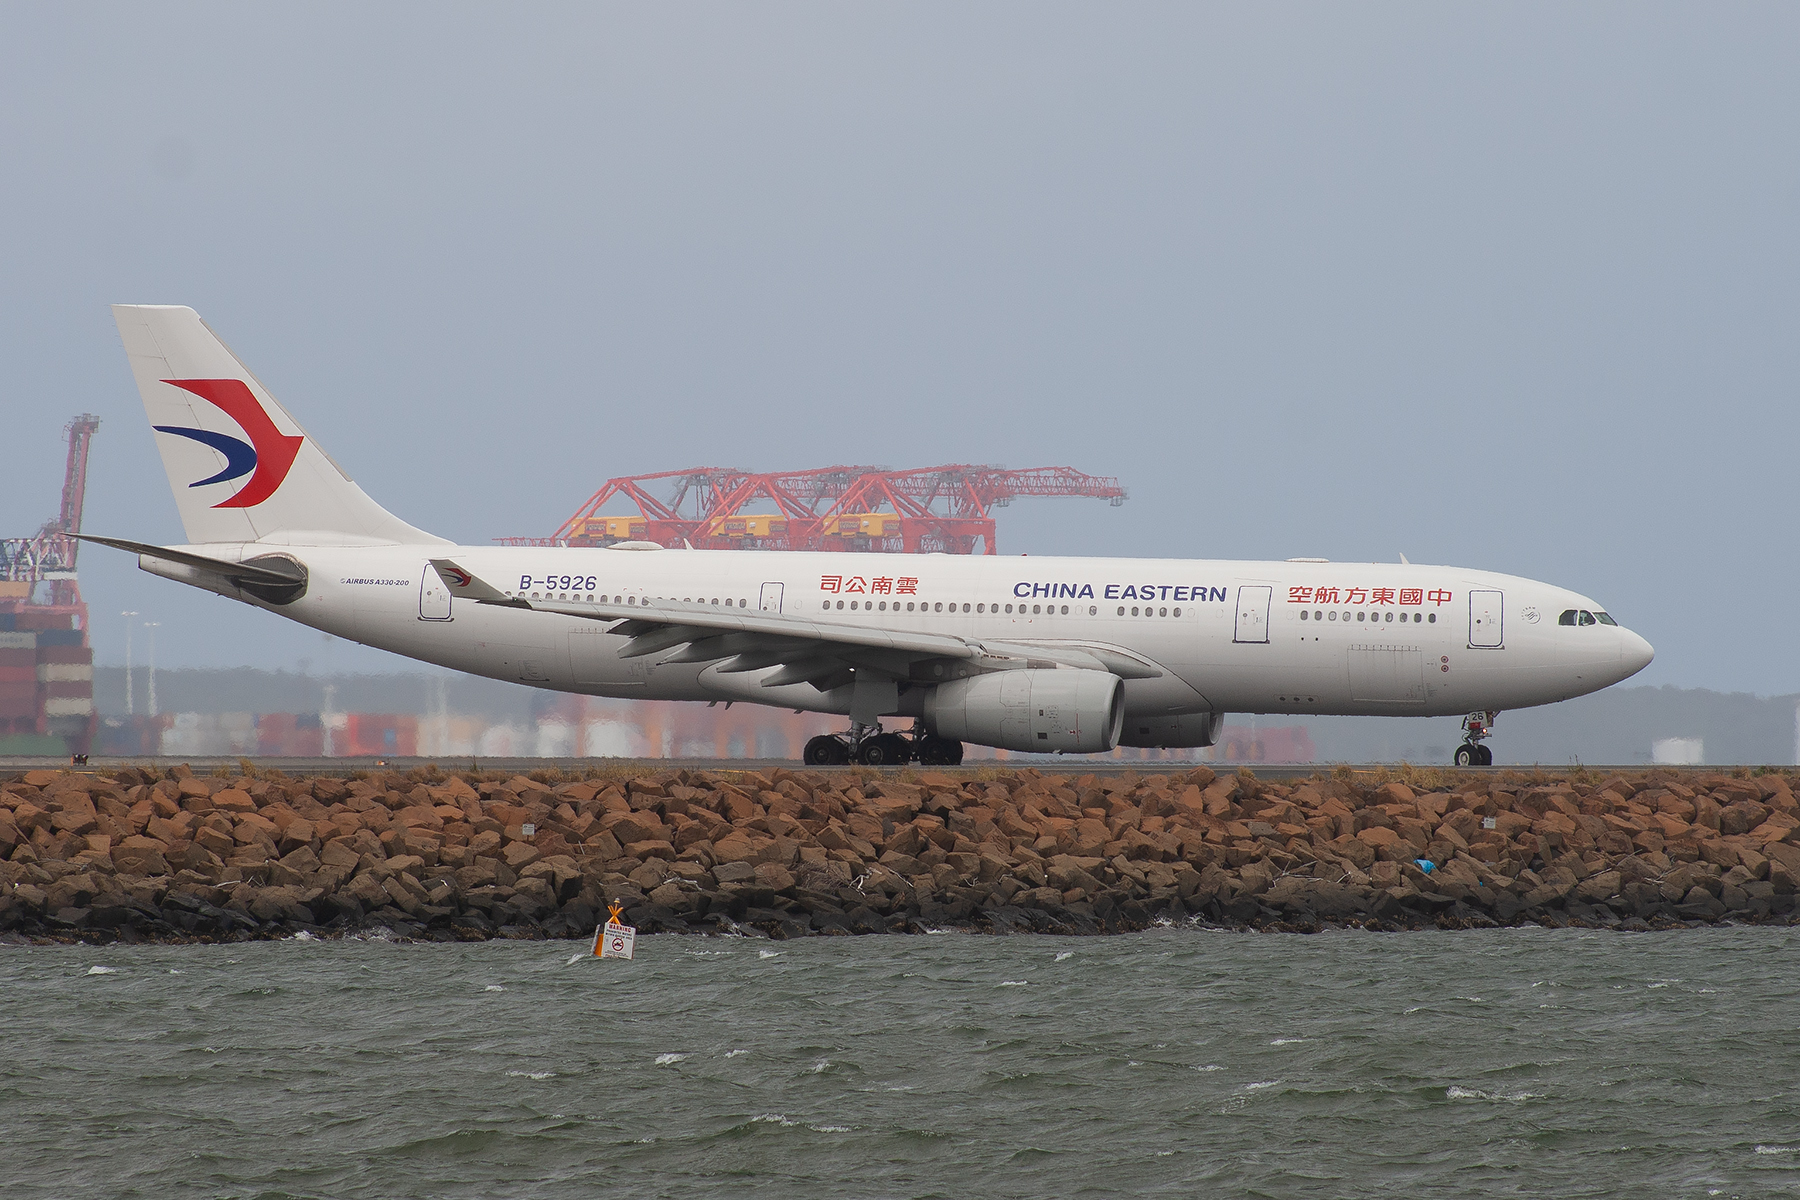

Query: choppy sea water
[4,927,1798,1199]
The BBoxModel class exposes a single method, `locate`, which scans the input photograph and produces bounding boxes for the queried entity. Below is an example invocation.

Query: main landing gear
[802,722,964,767]
[1454,711,1496,767]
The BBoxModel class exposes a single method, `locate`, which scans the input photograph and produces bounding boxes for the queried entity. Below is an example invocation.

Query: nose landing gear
[1454,711,1496,767]
[800,722,965,767]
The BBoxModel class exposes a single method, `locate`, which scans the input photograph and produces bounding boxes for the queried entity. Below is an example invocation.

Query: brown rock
[625,839,676,862]
[753,862,797,893]
[880,851,926,876]
[585,830,625,860]
[381,874,428,915]
[710,832,765,864]
[50,807,99,837]
[1763,841,1800,877]
[1697,840,1740,869]
[383,854,426,878]
[1356,826,1401,850]
[191,824,236,858]
[212,788,256,813]
[502,841,542,869]
[279,845,321,874]
[647,881,688,908]
[521,855,584,901]
[1374,782,1415,807]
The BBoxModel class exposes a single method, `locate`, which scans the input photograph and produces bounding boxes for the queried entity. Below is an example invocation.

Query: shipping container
[44,679,93,699]
[0,682,38,712]
[338,713,418,757]
[0,632,36,650]
[38,663,93,683]
[0,647,35,666]
[0,666,36,684]
[35,627,85,645]
[14,611,72,632]
[36,644,91,664]
[43,696,94,717]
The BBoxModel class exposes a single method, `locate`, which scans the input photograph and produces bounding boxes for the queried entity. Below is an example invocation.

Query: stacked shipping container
[0,608,94,753]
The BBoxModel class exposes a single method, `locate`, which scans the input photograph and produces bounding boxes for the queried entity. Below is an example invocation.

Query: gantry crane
[0,414,100,755]
[496,464,1126,553]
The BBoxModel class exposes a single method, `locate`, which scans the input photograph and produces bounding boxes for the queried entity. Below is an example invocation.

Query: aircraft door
[1469,589,1504,648]
[759,583,785,613]
[1233,585,1271,644]
[419,565,451,621]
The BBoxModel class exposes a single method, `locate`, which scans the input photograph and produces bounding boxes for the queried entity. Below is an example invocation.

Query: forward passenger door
[1469,589,1504,648]
[1233,585,1271,644]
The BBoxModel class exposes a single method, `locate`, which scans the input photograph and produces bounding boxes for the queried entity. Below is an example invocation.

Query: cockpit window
[1559,609,1577,626]
[1594,612,1617,626]
[1578,611,1597,626]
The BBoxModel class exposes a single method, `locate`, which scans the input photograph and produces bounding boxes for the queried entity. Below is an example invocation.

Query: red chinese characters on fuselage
[820,575,918,595]
[1288,585,1451,606]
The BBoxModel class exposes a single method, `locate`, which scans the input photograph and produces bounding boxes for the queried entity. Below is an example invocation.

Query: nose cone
[1619,629,1654,679]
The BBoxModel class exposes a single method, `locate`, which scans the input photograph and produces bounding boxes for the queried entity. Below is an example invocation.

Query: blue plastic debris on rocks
[1414,859,1436,873]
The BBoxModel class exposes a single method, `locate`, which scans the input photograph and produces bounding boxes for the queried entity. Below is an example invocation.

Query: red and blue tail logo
[152,379,303,508]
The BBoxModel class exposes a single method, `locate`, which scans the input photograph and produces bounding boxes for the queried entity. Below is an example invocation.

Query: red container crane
[496,464,1126,554]
[0,414,100,756]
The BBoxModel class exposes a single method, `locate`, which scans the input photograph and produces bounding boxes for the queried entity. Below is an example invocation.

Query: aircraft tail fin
[111,305,445,546]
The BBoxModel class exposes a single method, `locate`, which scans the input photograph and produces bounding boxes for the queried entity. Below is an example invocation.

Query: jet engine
[924,669,1124,754]
[1116,710,1222,749]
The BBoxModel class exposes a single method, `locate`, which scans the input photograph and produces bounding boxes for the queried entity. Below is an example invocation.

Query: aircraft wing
[429,559,1161,689]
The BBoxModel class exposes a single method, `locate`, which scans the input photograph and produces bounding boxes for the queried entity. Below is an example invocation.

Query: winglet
[429,559,521,605]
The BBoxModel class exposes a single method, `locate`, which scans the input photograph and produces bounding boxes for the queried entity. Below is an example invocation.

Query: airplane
[88,304,1654,768]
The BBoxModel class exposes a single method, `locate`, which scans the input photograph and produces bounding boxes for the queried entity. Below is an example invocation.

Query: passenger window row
[824,600,1111,616]
[519,592,752,608]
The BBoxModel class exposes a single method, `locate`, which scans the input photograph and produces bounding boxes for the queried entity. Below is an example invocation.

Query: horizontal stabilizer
[79,534,309,604]
[79,535,304,587]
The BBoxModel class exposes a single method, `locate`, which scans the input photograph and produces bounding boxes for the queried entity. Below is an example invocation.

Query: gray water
[3,927,1798,1199]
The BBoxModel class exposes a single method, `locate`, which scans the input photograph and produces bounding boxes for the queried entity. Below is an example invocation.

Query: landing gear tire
[1455,711,1496,768]
[804,735,850,766]
[1455,743,1494,767]
[859,733,910,766]
[916,735,964,766]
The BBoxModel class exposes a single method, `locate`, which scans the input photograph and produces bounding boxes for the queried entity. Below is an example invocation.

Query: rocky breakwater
[1,764,1797,942]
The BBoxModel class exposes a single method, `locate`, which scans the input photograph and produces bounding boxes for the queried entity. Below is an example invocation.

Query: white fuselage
[146,542,1654,724]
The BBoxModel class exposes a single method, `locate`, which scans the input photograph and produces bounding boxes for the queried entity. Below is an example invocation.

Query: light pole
[143,621,160,719]
[121,611,138,717]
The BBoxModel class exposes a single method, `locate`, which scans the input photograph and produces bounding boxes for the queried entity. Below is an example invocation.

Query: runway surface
[0,754,1720,779]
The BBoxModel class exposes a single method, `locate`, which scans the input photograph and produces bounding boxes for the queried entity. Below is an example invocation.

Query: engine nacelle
[925,669,1123,754]
[1116,711,1223,749]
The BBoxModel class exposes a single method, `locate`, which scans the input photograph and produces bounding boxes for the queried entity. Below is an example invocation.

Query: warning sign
[593,902,637,960]
[595,921,636,959]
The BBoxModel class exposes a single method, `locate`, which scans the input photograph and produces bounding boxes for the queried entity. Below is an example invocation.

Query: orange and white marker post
[593,902,637,960]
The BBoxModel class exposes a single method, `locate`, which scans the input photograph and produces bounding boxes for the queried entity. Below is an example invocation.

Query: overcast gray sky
[2,4,1795,693]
